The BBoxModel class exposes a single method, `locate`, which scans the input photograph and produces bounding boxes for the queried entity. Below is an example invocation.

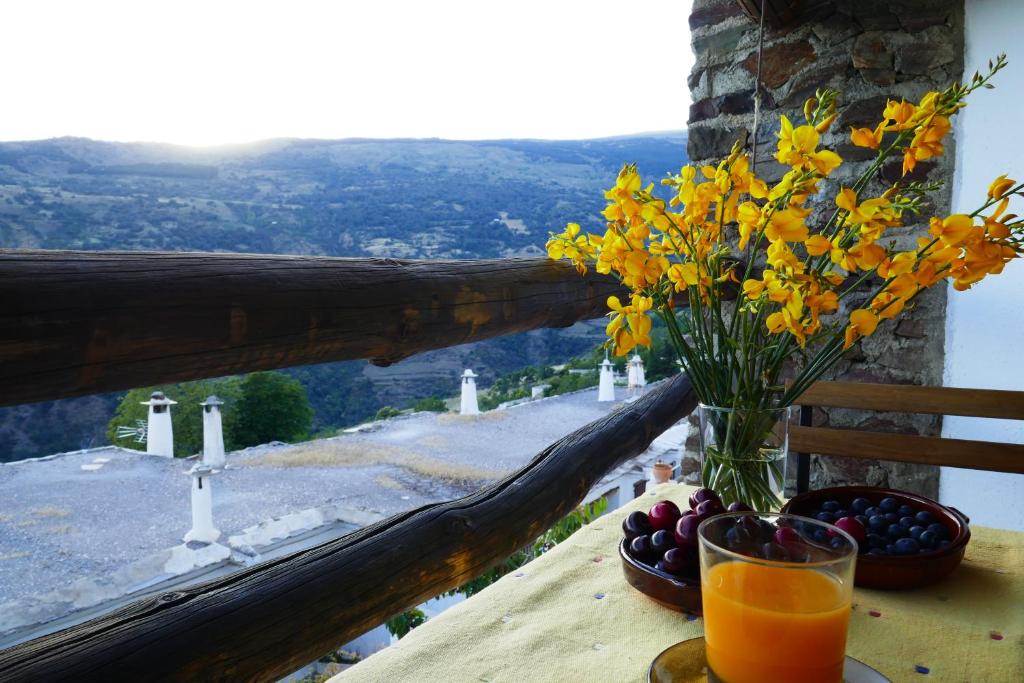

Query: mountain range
[0,132,688,461]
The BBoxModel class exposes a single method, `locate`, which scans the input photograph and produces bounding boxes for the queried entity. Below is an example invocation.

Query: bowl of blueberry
[619,488,742,613]
[781,485,970,590]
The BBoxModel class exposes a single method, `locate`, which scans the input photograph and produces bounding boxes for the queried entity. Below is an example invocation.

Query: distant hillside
[0,133,688,461]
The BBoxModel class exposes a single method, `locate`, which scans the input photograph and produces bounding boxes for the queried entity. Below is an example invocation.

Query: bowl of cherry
[781,485,970,590]
[619,488,737,613]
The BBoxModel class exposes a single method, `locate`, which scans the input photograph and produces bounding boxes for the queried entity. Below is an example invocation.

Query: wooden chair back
[792,381,1024,493]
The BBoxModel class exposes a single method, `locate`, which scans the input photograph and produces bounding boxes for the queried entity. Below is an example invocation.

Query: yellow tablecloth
[332,484,1023,682]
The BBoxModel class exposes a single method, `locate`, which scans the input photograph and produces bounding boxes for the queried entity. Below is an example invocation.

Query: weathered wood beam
[790,425,1024,475]
[0,374,697,682]
[735,0,796,28]
[0,250,629,407]
[798,380,1024,421]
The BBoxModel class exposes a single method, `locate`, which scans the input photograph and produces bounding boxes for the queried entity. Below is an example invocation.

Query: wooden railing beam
[0,250,631,407]
[0,374,698,682]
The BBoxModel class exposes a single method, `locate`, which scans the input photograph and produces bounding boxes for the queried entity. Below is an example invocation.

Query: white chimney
[629,352,646,391]
[184,464,220,544]
[598,354,615,402]
[460,369,480,415]
[141,391,177,457]
[200,395,226,468]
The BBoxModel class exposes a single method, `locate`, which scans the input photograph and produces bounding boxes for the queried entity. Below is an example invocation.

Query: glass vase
[697,404,790,512]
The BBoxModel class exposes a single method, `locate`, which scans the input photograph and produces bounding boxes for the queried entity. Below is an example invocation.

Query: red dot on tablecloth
[868,610,882,618]
[990,631,1004,641]
[593,555,603,563]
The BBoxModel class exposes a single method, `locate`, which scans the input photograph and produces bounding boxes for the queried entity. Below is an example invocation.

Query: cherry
[674,514,702,548]
[773,526,801,547]
[622,511,652,541]
[648,500,682,532]
[695,499,725,519]
[833,516,866,544]
[688,488,721,511]
[727,501,753,512]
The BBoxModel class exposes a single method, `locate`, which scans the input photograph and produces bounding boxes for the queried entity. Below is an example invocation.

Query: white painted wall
[940,0,1024,531]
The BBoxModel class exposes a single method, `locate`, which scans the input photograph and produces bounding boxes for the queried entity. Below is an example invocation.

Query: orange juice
[702,560,851,683]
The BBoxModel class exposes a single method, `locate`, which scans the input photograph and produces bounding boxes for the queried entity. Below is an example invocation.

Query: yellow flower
[742,278,765,299]
[765,207,810,242]
[850,122,885,149]
[767,239,805,272]
[806,290,838,316]
[804,234,832,256]
[929,215,974,246]
[736,201,762,250]
[988,174,1016,199]
[877,251,917,278]
[765,308,807,346]
[882,99,917,131]
[870,292,905,320]
[843,309,879,349]
[667,263,699,292]
[776,115,842,175]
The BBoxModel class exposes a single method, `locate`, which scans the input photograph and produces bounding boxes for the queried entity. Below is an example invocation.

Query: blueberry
[867,548,887,556]
[879,497,898,513]
[894,537,920,555]
[898,504,915,517]
[885,544,895,554]
[755,519,777,542]
[829,536,846,550]
[927,522,949,540]
[864,506,881,517]
[822,500,841,513]
[939,539,951,548]
[851,498,871,514]
[763,542,790,561]
[899,516,916,528]
[887,524,907,539]
[883,512,899,525]
[813,528,830,544]
[915,510,934,524]
[918,530,937,549]
[651,529,676,554]
[815,511,836,524]
[866,533,886,549]
[868,515,887,531]
[909,525,925,540]
[725,525,753,550]
[855,514,869,527]
[833,509,849,520]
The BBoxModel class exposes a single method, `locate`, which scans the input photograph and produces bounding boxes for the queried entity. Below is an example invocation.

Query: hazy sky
[3,1,693,146]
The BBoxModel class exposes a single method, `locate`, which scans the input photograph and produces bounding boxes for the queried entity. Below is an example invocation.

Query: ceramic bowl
[781,485,970,590]
[619,538,702,614]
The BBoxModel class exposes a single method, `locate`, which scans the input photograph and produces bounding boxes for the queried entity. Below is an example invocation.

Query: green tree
[106,377,241,458]
[411,397,448,413]
[374,406,402,420]
[232,372,314,448]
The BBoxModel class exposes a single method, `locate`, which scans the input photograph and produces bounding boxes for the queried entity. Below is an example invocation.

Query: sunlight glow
[2,0,693,146]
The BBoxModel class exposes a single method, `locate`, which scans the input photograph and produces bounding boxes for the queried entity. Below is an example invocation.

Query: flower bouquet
[546,56,1021,511]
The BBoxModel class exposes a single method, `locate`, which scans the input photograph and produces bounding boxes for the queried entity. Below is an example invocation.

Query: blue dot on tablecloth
[915,664,930,674]
[685,614,698,622]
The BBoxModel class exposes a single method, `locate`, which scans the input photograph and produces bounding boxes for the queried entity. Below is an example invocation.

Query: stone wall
[682,0,966,497]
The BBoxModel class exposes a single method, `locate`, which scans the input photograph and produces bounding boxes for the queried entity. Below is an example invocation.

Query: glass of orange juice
[698,512,857,683]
